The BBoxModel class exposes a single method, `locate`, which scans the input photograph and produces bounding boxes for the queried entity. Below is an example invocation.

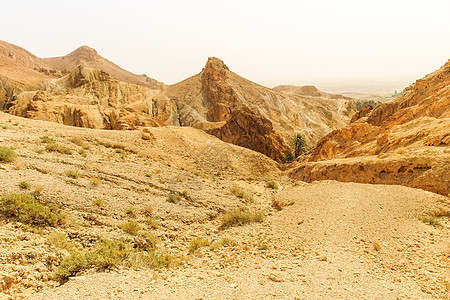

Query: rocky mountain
[0,41,357,162]
[154,57,356,160]
[288,60,450,195]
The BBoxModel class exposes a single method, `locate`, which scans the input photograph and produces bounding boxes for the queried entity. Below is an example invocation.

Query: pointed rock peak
[204,57,229,71]
[67,45,99,60]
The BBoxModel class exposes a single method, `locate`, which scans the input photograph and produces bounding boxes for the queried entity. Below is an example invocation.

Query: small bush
[66,169,81,179]
[143,206,153,216]
[257,241,269,250]
[210,237,236,250]
[69,137,85,146]
[78,149,87,157]
[145,173,152,178]
[54,238,132,282]
[46,143,72,155]
[48,232,77,253]
[146,216,159,229]
[431,207,450,218]
[35,148,45,154]
[188,238,210,254]
[420,216,442,227]
[220,207,264,229]
[19,181,31,190]
[1,125,7,129]
[0,193,64,226]
[167,194,180,204]
[54,238,171,282]
[282,153,294,163]
[40,136,56,144]
[120,220,141,235]
[266,180,278,189]
[230,186,245,198]
[94,197,104,207]
[0,146,16,162]
[126,207,137,218]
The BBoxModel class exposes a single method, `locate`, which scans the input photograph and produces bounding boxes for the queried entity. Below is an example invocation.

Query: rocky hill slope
[0,112,448,299]
[1,42,356,162]
[288,60,450,195]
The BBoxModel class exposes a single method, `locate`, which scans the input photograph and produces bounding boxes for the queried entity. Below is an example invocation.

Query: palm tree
[292,134,309,158]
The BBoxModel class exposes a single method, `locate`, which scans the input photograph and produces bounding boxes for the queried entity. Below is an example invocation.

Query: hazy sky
[1,0,449,91]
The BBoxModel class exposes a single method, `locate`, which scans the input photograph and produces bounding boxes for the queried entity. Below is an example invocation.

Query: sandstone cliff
[288,60,450,195]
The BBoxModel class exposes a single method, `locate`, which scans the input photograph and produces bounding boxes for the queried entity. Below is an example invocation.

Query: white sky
[1,0,449,91]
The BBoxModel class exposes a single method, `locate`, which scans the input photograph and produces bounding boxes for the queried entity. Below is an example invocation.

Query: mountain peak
[67,45,98,59]
[204,57,229,72]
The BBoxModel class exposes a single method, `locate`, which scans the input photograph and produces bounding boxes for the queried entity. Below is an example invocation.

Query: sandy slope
[0,113,448,299]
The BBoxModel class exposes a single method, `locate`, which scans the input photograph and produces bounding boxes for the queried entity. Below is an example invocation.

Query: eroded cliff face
[289,60,450,195]
[207,109,290,162]
[7,66,175,130]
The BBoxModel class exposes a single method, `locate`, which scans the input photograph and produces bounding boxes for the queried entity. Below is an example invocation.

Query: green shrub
[230,186,245,198]
[54,238,132,282]
[65,169,81,179]
[146,216,159,229]
[420,216,442,227]
[143,206,153,216]
[19,181,31,190]
[0,193,64,226]
[167,194,180,204]
[47,232,77,253]
[126,206,137,218]
[120,220,141,235]
[188,238,210,254]
[0,146,16,162]
[46,143,72,155]
[220,207,264,229]
[40,136,56,144]
[291,134,309,158]
[282,153,294,163]
[78,149,87,157]
[54,238,171,282]
[93,197,104,207]
[266,180,278,189]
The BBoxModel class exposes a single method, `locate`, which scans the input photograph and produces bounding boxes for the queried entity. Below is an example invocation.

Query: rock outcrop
[288,60,450,195]
[207,109,290,162]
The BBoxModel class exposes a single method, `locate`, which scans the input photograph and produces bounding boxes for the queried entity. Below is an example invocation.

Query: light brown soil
[0,113,449,299]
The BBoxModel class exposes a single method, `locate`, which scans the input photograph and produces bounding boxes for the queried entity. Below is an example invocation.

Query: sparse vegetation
[145,173,152,178]
[120,220,141,235]
[94,197,105,208]
[146,216,159,229]
[19,180,31,190]
[35,148,45,154]
[0,146,16,162]
[47,232,77,253]
[167,194,181,204]
[220,207,264,229]
[78,149,87,157]
[126,206,138,218]
[65,169,81,179]
[266,180,278,189]
[45,143,72,155]
[257,240,269,250]
[282,153,294,163]
[188,238,210,254]
[230,186,245,198]
[420,216,442,227]
[356,100,381,111]
[54,238,171,282]
[0,193,65,226]
[143,206,153,216]
[1,125,8,129]
[40,135,56,144]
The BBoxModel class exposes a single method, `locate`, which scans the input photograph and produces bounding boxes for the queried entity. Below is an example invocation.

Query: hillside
[0,113,448,299]
[288,60,450,195]
[1,41,358,162]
